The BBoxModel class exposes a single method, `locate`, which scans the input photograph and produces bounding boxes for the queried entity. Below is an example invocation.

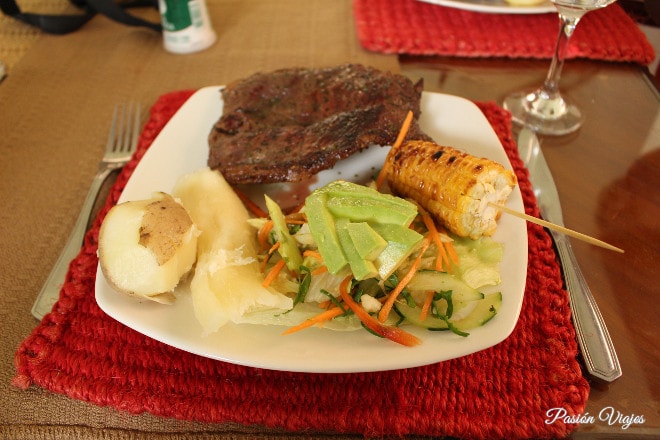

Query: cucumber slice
[265,195,303,272]
[395,292,502,331]
[406,270,484,302]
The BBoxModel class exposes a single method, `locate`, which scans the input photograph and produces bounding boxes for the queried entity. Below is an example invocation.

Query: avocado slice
[346,222,387,260]
[370,223,424,280]
[326,197,418,227]
[335,218,379,281]
[304,192,348,274]
[320,181,418,226]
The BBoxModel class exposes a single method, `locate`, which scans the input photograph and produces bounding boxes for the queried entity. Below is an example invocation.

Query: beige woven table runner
[0,0,78,72]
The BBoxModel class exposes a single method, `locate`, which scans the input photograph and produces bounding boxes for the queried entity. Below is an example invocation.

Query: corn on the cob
[386,140,517,239]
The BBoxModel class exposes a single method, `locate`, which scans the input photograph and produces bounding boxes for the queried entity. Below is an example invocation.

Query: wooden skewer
[491,203,624,253]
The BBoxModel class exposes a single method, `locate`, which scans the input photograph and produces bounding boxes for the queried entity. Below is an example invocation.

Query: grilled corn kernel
[386,140,517,239]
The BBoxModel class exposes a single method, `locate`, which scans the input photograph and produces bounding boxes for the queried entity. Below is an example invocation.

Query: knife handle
[552,231,622,382]
[31,167,115,320]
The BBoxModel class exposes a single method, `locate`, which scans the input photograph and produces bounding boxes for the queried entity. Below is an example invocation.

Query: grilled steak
[208,64,430,184]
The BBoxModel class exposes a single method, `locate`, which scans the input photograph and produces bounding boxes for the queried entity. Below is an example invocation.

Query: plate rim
[417,0,556,14]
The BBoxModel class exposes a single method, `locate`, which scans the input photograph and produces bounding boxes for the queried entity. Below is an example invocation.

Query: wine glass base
[503,90,584,136]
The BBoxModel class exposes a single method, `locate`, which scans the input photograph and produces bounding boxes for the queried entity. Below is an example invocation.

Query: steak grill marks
[208,64,429,184]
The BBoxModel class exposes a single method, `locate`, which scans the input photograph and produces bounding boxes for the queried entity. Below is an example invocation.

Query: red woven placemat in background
[14,90,589,440]
[354,0,655,64]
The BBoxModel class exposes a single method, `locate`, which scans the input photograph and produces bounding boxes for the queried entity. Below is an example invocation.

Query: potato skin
[139,194,195,265]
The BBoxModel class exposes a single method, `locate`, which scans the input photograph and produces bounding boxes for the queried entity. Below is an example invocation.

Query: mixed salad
[245,180,504,346]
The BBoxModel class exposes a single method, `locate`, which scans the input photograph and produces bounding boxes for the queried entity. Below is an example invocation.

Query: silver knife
[518,128,622,382]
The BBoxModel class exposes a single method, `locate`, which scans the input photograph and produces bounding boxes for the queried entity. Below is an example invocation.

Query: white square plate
[95,87,528,373]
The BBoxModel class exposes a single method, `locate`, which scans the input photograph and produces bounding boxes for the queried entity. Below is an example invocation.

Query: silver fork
[31,102,141,320]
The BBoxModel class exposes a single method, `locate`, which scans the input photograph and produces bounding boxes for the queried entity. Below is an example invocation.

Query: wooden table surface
[0,1,658,438]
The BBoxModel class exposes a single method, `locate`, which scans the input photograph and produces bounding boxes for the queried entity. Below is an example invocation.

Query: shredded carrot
[445,240,459,265]
[436,247,448,271]
[312,266,328,275]
[375,110,414,190]
[268,241,281,254]
[434,226,459,268]
[258,220,274,251]
[339,274,353,295]
[318,299,331,309]
[282,306,346,335]
[420,290,435,321]
[418,207,446,272]
[378,235,432,323]
[302,250,327,274]
[262,258,286,288]
[375,161,391,191]
[233,187,267,218]
[286,212,307,222]
[339,275,421,347]
[260,241,281,272]
[303,250,323,261]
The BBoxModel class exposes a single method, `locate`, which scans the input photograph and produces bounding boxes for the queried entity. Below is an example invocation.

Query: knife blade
[518,128,622,382]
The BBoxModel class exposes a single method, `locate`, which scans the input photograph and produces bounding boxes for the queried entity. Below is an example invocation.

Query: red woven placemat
[354,0,655,64]
[14,90,589,440]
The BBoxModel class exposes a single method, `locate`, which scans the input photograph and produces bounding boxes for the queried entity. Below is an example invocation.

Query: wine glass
[503,0,617,136]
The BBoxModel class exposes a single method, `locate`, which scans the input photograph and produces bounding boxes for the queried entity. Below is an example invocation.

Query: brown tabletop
[399,55,660,439]
[1,0,658,438]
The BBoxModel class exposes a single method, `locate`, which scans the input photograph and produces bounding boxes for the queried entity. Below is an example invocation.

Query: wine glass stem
[542,14,582,96]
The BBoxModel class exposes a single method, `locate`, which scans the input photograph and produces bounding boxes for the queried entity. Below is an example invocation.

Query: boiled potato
[173,168,293,333]
[98,192,199,304]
